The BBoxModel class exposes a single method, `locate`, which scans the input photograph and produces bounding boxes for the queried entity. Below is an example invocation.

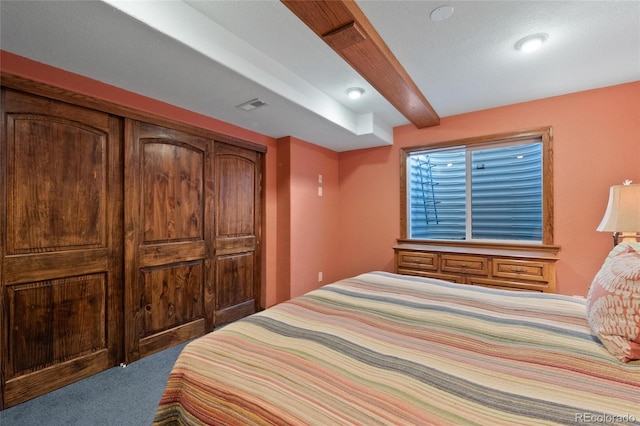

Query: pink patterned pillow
[586,245,640,362]
[606,241,640,260]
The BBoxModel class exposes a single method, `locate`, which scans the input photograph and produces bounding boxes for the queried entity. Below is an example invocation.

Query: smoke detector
[430,6,454,22]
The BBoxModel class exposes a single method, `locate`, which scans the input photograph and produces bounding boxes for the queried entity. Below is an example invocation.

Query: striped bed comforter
[153,272,640,425]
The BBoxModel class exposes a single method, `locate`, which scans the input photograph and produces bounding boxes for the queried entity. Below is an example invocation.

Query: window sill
[396,239,560,258]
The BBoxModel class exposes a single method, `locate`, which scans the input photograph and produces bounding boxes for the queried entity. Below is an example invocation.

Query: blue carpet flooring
[0,341,188,426]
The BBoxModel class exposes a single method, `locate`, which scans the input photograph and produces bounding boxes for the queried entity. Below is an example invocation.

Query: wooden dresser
[394,241,559,292]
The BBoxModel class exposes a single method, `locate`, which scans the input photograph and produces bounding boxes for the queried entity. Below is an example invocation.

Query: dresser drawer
[492,258,549,283]
[467,276,547,292]
[396,251,438,271]
[397,268,463,283]
[441,254,488,275]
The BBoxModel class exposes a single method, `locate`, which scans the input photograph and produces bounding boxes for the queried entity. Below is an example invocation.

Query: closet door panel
[7,274,106,376]
[215,252,255,323]
[140,262,204,334]
[125,120,214,362]
[8,119,105,250]
[141,142,204,242]
[1,89,122,408]
[213,142,262,325]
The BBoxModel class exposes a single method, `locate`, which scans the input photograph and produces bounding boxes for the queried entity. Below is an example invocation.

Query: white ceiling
[1,1,639,152]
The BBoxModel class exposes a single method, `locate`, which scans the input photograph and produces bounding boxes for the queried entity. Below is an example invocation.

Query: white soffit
[103,0,394,146]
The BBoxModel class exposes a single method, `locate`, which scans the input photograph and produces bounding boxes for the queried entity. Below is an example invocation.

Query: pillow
[606,241,640,260]
[586,244,640,362]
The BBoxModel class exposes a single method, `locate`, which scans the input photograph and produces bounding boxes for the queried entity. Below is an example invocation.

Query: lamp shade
[597,183,640,232]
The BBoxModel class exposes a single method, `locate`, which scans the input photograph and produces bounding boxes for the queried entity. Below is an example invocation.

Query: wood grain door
[124,120,214,363]
[213,142,262,325]
[0,89,123,408]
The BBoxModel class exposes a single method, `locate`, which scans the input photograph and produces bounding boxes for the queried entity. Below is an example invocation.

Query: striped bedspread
[153,272,640,425]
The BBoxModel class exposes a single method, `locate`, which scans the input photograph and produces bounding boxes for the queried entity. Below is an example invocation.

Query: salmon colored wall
[279,137,340,299]
[5,51,639,299]
[0,51,280,308]
[338,82,640,296]
[275,138,292,304]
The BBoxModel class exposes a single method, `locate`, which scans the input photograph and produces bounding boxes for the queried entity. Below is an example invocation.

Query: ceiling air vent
[236,98,269,111]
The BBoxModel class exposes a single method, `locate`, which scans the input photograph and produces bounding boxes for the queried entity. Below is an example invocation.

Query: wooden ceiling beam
[281,0,440,128]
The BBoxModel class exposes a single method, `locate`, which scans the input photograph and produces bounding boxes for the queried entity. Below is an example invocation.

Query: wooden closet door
[213,142,262,325]
[0,89,123,408]
[124,120,214,362]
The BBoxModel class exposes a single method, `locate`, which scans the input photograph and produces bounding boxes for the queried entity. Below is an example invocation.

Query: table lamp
[597,180,640,246]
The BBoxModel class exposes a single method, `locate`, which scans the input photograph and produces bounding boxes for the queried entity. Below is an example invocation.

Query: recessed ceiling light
[430,5,454,22]
[345,87,365,100]
[515,33,548,53]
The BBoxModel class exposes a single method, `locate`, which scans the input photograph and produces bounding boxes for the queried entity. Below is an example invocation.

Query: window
[400,128,553,245]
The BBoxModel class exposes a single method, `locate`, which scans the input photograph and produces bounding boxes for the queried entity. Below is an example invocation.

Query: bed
[153,271,640,425]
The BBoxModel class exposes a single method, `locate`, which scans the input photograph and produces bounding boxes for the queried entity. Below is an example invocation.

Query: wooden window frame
[400,127,555,248]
